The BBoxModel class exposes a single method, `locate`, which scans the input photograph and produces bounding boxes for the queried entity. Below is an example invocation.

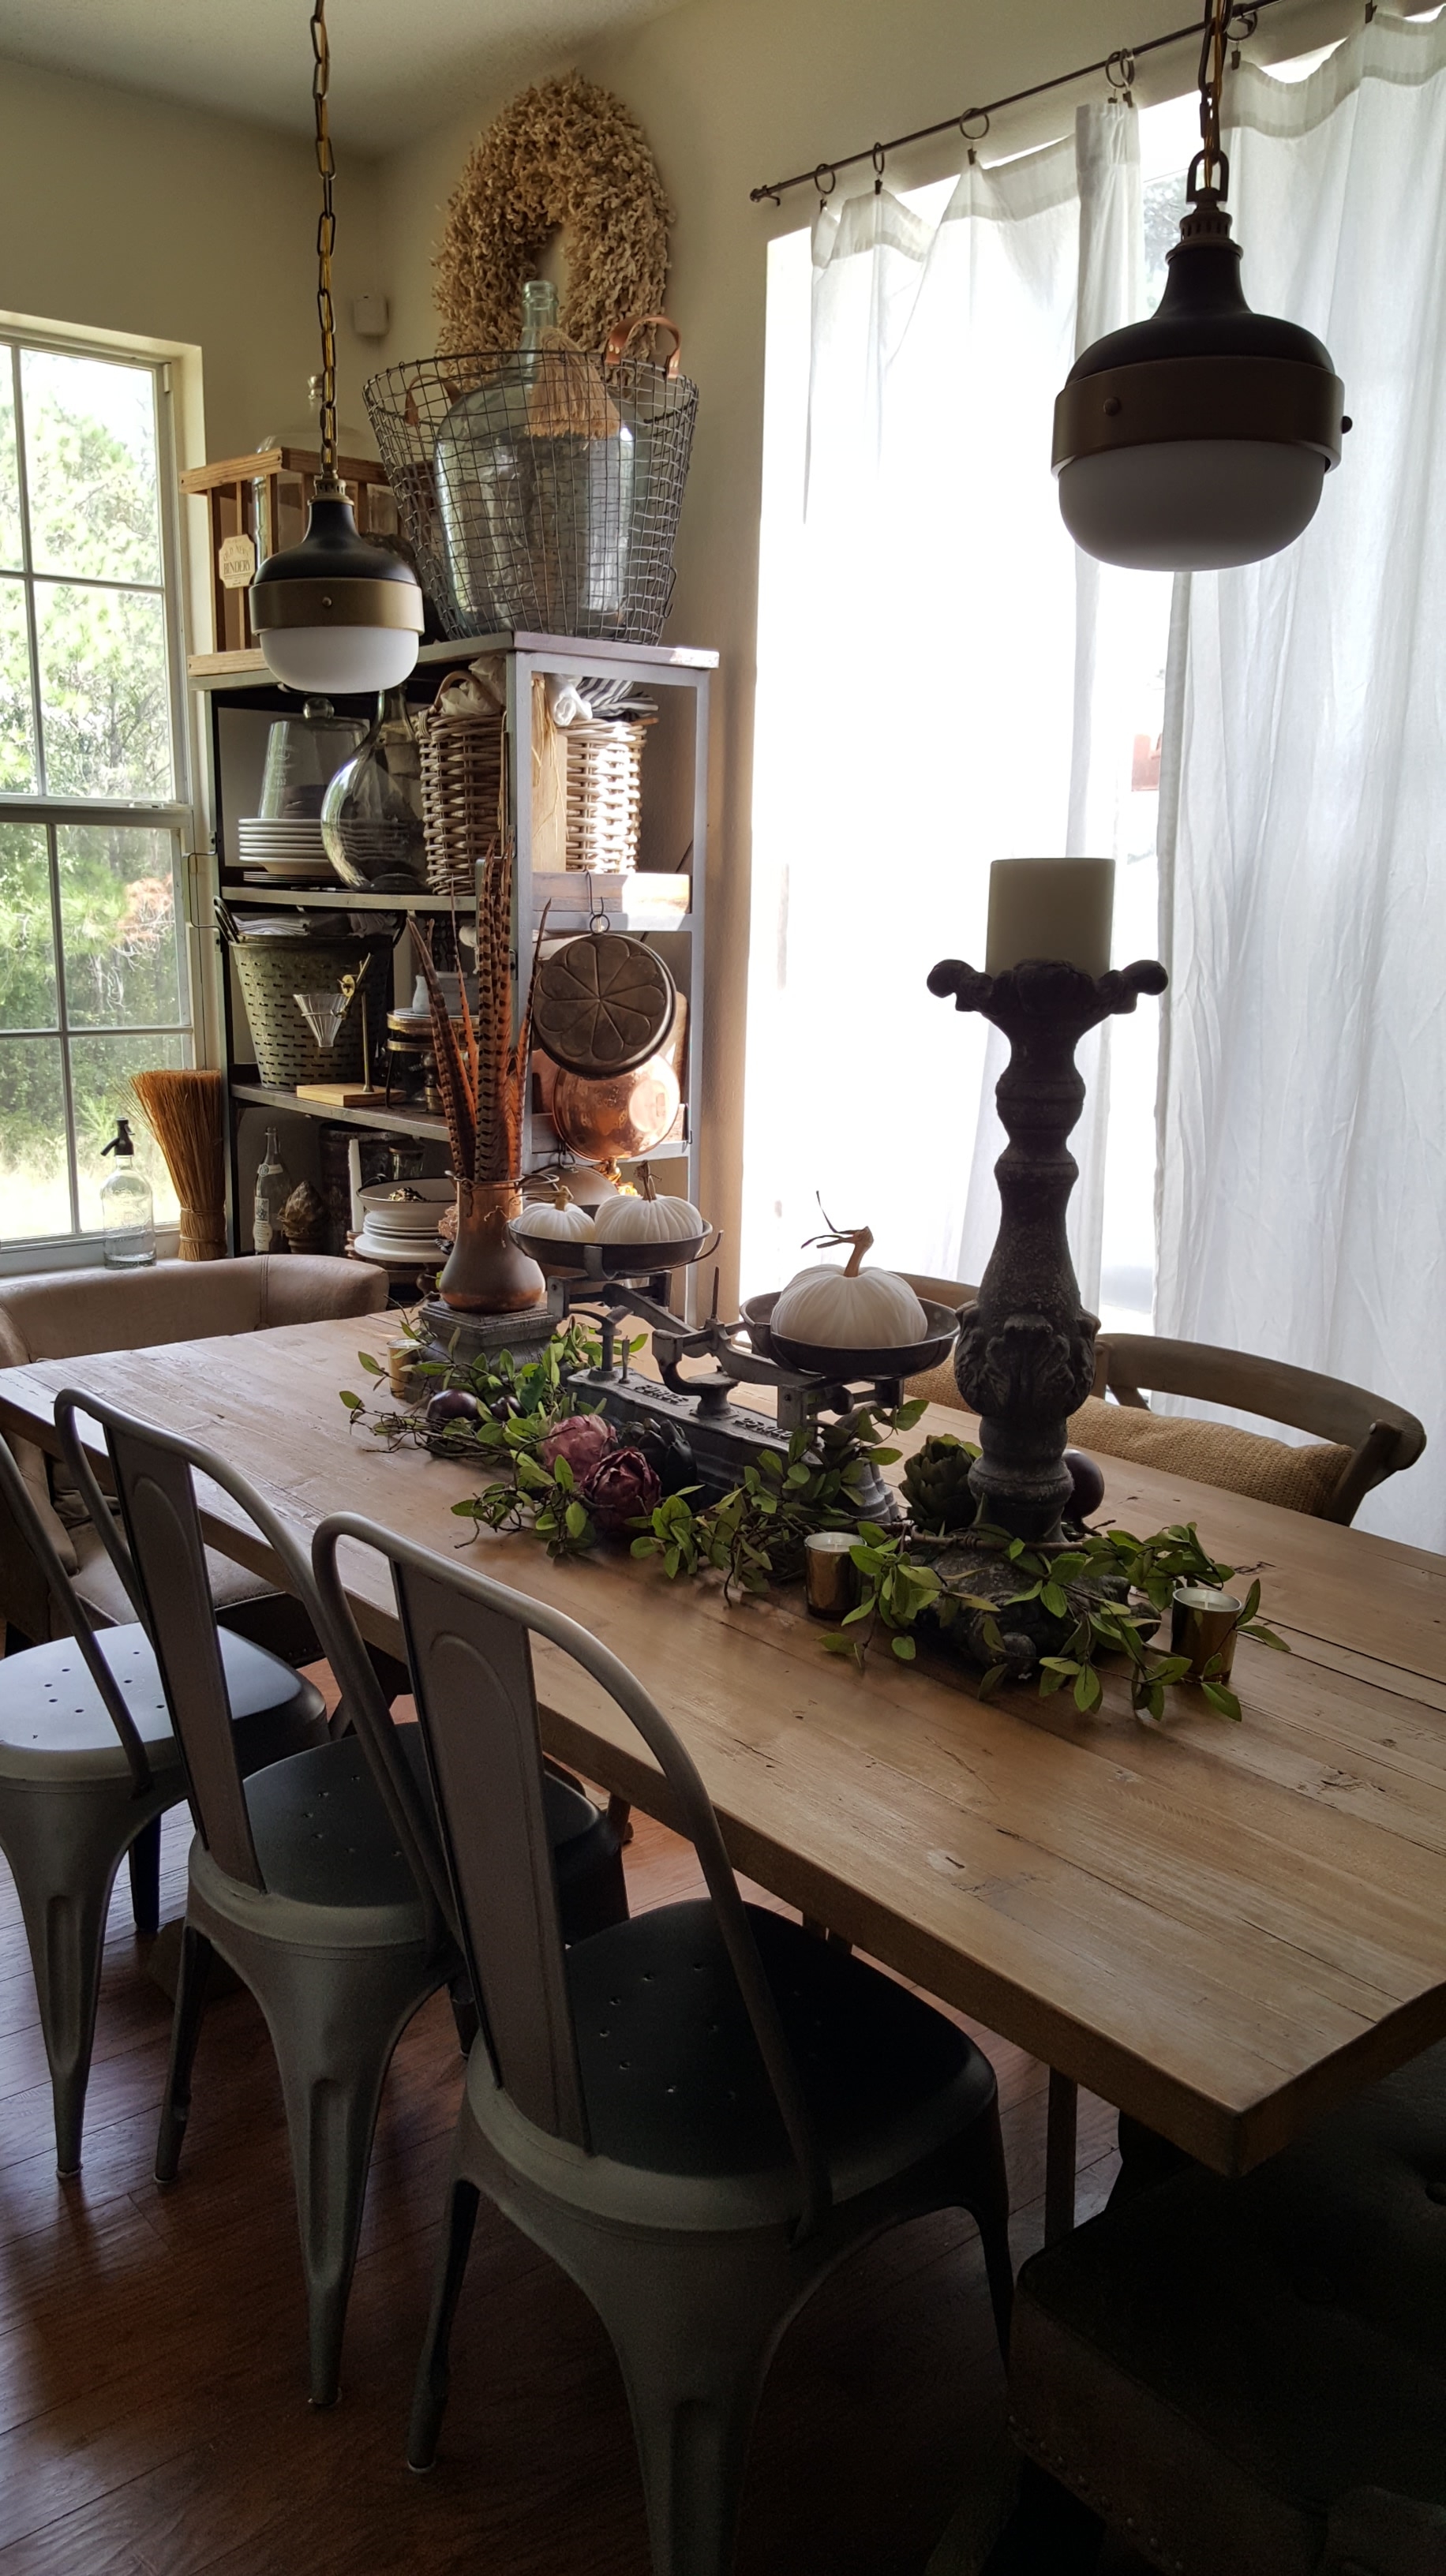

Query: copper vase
[437,1178,546,1313]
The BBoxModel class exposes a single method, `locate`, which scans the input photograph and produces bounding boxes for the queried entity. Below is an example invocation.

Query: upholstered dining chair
[997,2041,1446,2574]
[0,1428,326,2177]
[310,1509,1014,2576]
[0,1254,387,1656]
[898,1275,1424,1527]
[52,1388,628,2409]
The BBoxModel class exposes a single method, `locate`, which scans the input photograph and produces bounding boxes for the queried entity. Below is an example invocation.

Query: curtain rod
[748,0,1298,204]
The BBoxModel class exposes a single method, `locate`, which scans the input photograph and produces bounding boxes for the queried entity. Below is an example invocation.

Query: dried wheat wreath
[433,72,672,357]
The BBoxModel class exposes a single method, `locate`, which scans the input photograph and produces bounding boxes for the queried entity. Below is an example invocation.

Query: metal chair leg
[407,2175,481,2469]
[128,1813,163,1935]
[155,1923,215,2183]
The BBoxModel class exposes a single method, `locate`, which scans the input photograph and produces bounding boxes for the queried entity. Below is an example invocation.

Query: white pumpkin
[515,1185,595,1244]
[772,1223,927,1348]
[593,1189,704,1245]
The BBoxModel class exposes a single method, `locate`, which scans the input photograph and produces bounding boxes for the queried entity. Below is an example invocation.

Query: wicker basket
[563,717,650,872]
[420,691,506,897]
[233,937,391,1085]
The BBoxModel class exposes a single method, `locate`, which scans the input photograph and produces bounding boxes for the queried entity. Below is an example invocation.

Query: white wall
[0,53,384,463]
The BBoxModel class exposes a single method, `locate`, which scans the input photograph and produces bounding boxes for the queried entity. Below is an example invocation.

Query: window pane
[21,350,163,586]
[0,360,21,572]
[35,582,173,799]
[58,826,185,1029]
[0,575,37,790]
[0,819,57,1030]
[71,1030,184,1234]
[0,1035,69,1240]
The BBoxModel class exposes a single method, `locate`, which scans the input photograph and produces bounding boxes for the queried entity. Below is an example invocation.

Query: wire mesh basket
[364,327,697,645]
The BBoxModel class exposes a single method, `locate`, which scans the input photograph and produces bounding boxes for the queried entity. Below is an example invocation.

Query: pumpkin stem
[801,1219,875,1277]
[552,1179,571,1208]
[639,1162,657,1202]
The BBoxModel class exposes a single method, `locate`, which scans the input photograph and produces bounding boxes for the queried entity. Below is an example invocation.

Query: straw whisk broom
[129,1069,226,1260]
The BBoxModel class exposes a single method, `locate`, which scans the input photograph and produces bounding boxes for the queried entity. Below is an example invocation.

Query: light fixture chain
[311,0,339,489]
[1197,0,1229,189]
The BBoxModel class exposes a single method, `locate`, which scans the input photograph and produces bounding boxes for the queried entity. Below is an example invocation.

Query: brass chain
[1197,0,1229,189]
[311,0,339,486]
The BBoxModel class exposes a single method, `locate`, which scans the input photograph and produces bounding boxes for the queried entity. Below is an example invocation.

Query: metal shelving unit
[194,627,716,1254]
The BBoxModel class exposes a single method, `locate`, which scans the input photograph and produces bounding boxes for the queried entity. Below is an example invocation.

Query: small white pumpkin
[593,1163,704,1245]
[772,1223,927,1349]
[515,1183,595,1244]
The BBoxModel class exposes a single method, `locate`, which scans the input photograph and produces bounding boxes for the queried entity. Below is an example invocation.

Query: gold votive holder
[1171,1583,1244,1683]
[804,1530,860,1621]
[387,1342,423,1403]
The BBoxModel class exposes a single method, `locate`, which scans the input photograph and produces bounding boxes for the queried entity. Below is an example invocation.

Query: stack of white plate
[237,816,332,883]
[353,1177,453,1267]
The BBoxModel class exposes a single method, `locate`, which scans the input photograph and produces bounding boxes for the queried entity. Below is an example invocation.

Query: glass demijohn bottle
[99,1119,155,1269]
[320,687,427,890]
[253,1125,290,1254]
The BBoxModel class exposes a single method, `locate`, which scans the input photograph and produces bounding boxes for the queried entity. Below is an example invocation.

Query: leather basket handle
[603,315,682,380]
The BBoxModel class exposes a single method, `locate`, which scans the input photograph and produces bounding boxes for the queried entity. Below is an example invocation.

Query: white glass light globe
[1059,440,1327,571]
[258,623,420,693]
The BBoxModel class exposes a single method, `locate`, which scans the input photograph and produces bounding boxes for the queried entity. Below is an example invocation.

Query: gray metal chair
[311,1511,1013,2576]
[0,1428,326,2178]
[53,1387,627,2409]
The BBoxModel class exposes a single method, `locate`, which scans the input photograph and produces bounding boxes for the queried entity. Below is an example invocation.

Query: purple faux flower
[579,1446,662,1536]
[539,1413,616,1479]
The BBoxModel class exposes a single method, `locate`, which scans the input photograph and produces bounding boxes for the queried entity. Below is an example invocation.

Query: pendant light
[1052,0,1349,571]
[250,2,423,690]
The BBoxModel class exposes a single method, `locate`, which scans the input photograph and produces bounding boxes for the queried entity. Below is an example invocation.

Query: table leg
[1045,2069,1077,2243]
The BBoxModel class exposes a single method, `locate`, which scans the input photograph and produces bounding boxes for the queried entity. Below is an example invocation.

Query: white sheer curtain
[1156,12,1446,1544]
[744,105,1148,1306]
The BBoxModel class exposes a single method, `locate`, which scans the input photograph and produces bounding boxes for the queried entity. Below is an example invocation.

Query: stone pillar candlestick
[927,954,1168,1543]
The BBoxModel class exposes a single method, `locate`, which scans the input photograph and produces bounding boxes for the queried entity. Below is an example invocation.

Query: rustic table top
[4,1309,1444,2179]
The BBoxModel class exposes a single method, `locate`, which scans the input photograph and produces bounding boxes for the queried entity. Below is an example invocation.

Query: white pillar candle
[985,857,1116,978]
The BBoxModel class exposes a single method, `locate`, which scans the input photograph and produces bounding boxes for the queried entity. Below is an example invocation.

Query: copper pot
[551,1054,681,1165]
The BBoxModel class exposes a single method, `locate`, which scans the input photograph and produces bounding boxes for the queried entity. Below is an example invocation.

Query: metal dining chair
[311,1510,1014,2576]
[52,1386,628,2409]
[0,1428,326,2178]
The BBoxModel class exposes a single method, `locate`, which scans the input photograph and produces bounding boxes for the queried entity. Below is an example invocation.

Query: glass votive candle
[1171,1583,1243,1683]
[388,1341,422,1402]
[804,1530,860,1621]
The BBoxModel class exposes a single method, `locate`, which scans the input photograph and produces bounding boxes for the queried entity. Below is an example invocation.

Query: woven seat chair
[897,1275,1424,1527]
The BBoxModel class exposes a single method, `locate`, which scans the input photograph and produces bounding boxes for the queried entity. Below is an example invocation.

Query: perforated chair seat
[0,1623,324,1783]
[568,1900,995,2194]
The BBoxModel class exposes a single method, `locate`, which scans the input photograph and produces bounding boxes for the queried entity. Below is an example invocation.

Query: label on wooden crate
[219,534,257,587]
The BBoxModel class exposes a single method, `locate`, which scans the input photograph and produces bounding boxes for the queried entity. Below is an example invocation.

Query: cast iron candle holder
[927,954,1168,1543]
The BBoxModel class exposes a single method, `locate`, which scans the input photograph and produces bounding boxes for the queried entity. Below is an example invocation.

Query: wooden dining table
[3,1307,1444,2238]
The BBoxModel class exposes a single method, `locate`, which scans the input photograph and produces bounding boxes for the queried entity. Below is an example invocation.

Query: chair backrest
[900,1271,979,1314]
[0,1256,385,1375]
[1093,1334,1426,1526]
[0,1429,156,1792]
[312,1511,832,2235]
[52,1389,444,1930]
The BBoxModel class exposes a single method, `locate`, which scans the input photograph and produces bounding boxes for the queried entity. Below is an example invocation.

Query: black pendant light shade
[251,490,423,691]
[1054,174,1347,571]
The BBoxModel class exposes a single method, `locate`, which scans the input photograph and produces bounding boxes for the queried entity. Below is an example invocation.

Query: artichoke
[615,1415,698,1497]
[580,1447,663,1536]
[902,1432,980,1533]
[539,1413,615,1478]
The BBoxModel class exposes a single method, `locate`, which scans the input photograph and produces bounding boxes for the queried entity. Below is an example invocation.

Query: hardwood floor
[0,1677,1128,2576]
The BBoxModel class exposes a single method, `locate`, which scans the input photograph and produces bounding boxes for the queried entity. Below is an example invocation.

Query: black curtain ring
[959,107,990,144]
[813,162,837,200]
[871,141,886,194]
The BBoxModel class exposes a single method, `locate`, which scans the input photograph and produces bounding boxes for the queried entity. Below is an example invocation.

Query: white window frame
[0,317,202,1269]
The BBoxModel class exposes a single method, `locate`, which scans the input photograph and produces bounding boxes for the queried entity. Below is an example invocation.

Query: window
[0,334,193,1245]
